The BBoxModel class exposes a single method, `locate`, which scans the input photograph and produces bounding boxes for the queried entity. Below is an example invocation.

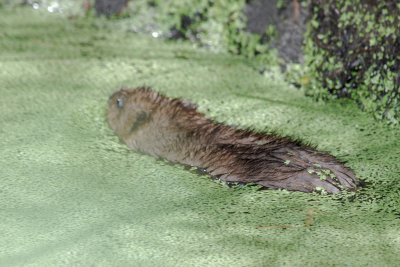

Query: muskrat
[107,87,358,193]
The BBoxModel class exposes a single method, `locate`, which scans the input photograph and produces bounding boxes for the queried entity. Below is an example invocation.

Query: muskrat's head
[107,87,158,138]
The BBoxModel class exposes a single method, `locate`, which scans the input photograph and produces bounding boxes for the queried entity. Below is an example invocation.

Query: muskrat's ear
[136,111,148,122]
[130,111,151,133]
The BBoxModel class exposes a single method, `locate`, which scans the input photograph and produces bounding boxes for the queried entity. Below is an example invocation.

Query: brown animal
[107,87,358,193]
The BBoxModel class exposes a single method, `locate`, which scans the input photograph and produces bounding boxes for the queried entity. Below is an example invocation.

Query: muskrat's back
[107,87,358,193]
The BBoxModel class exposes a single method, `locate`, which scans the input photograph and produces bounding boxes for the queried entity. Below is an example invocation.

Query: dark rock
[94,0,128,17]
[244,0,308,63]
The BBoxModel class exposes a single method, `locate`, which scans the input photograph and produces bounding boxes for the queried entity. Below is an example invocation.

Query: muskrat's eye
[116,98,124,108]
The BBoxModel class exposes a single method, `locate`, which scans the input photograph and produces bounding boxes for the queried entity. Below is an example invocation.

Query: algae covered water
[0,8,399,267]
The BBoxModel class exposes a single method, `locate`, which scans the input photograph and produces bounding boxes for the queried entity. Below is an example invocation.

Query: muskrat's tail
[213,142,359,193]
[256,146,358,193]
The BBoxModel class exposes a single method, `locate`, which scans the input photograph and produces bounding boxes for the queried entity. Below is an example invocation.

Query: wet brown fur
[107,87,358,193]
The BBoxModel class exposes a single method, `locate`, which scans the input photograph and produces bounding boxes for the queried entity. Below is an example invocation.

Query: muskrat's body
[107,87,358,193]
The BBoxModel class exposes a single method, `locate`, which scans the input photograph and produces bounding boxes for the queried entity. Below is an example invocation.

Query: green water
[0,8,399,267]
